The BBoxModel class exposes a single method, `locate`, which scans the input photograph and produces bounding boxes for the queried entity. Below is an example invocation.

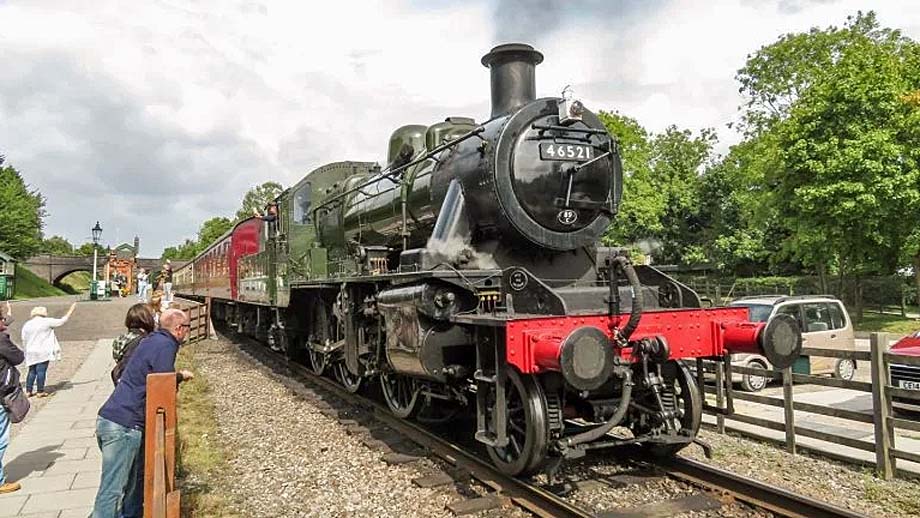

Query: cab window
[827,302,847,330]
[803,303,833,333]
[292,183,312,225]
[775,304,803,330]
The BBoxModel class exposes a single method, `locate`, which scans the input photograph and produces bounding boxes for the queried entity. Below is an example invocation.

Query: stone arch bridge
[22,254,184,286]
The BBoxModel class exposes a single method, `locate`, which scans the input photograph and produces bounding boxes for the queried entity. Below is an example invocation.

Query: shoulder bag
[1,369,30,423]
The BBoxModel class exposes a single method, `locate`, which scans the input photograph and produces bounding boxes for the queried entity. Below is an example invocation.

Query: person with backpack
[110,304,156,385]
[0,302,25,494]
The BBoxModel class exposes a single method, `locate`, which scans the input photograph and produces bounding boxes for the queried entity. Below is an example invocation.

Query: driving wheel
[485,368,550,477]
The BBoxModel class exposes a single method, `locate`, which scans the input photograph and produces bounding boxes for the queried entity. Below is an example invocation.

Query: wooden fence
[696,333,920,480]
[182,298,211,343]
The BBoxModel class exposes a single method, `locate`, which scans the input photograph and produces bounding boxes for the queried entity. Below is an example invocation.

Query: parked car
[728,295,857,391]
[890,330,920,414]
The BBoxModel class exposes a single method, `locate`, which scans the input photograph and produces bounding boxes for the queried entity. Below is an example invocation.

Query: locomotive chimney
[481,43,544,119]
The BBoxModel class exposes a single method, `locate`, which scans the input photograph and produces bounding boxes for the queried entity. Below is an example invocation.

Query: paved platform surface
[6,297,135,343]
[0,338,113,518]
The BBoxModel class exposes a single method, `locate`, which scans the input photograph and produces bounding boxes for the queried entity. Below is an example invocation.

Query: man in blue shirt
[91,309,194,518]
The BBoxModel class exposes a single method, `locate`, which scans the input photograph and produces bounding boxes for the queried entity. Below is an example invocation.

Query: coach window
[293,182,312,225]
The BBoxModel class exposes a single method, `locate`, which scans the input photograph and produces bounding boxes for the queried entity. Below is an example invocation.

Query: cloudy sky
[1,0,918,257]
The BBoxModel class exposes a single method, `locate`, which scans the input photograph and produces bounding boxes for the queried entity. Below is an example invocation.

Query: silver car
[728,295,857,391]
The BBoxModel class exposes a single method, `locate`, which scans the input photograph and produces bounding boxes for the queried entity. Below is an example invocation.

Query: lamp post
[91,221,102,300]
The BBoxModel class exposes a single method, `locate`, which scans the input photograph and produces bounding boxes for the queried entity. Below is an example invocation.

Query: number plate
[539,143,593,162]
[900,380,920,390]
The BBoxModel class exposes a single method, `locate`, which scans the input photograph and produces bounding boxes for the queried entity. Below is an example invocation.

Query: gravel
[191,337,524,518]
[187,332,920,517]
[681,429,920,518]
[545,454,769,517]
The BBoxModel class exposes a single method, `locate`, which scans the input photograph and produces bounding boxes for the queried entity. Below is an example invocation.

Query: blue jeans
[137,282,149,302]
[91,417,143,518]
[0,408,9,484]
[26,362,49,393]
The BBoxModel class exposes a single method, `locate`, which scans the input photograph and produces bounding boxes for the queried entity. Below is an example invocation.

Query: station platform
[0,338,112,518]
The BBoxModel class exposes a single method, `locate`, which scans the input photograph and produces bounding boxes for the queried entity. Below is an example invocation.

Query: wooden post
[782,367,796,454]
[715,360,725,434]
[205,296,214,339]
[870,332,895,480]
[714,285,722,306]
[144,373,180,518]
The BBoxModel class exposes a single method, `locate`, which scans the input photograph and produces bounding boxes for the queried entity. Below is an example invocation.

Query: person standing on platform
[162,261,173,303]
[20,303,75,398]
[0,302,23,494]
[90,309,194,518]
[136,268,149,302]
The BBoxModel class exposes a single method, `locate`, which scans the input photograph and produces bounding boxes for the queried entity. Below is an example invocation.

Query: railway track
[224,331,868,518]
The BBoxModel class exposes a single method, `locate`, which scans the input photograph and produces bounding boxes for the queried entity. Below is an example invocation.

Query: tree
[236,181,283,221]
[744,12,920,316]
[74,242,97,256]
[597,112,665,250]
[0,157,46,259]
[40,235,74,255]
[161,216,234,261]
[161,239,199,261]
[598,112,718,265]
[647,125,717,264]
[197,217,232,248]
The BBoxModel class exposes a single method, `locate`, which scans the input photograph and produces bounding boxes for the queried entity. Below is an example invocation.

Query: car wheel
[741,360,769,392]
[834,359,856,381]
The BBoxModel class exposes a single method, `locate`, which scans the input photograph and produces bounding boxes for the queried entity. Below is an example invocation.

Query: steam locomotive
[174,44,802,477]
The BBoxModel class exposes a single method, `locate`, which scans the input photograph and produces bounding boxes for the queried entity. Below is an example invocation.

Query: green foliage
[598,111,664,245]
[161,239,200,261]
[197,217,232,246]
[598,112,716,265]
[0,157,46,259]
[161,217,234,261]
[235,181,282,221]
[74,242,97,256]
[13,266,67,299]
[40,235,74,255]
[58,271,92,294]
[766,12,920,278]
[648,125,717,264]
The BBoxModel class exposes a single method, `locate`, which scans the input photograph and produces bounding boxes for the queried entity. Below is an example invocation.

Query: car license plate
[899,380,920,390]
[539,143,593,162]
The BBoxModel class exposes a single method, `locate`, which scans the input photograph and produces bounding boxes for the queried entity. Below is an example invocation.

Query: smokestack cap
[481,43,544,68]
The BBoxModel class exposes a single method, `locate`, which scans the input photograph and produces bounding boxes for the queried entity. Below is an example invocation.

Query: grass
[175,344,240,517]
[12,266,67,299]
[854,311,920,335]
[862,472,920,516]
[58,271,91,294]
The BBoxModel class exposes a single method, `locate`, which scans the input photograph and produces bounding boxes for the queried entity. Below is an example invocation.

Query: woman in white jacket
[20,303,76,397]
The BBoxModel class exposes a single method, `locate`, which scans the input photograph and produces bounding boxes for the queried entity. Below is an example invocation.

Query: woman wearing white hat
[20,303,76,397]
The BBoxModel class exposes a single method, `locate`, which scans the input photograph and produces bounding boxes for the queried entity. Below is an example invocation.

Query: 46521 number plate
[539,143,593,162]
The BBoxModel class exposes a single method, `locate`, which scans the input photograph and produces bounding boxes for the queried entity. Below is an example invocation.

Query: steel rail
[663,456,868,518]
[230,334,869,518]
[239,342,592,518]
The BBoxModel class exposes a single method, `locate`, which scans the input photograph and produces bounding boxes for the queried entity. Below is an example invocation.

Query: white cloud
[0,0,917,255]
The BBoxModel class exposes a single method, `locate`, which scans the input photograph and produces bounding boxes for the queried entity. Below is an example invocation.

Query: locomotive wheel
[308,347,327,376]
[380,372,420,419]
[334,361,363,393]
[486,368,550,477]
[642,361,702,458]
[308,300,333,376]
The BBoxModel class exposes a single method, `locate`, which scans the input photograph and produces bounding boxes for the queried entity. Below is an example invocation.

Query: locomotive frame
[175,43,802,478]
